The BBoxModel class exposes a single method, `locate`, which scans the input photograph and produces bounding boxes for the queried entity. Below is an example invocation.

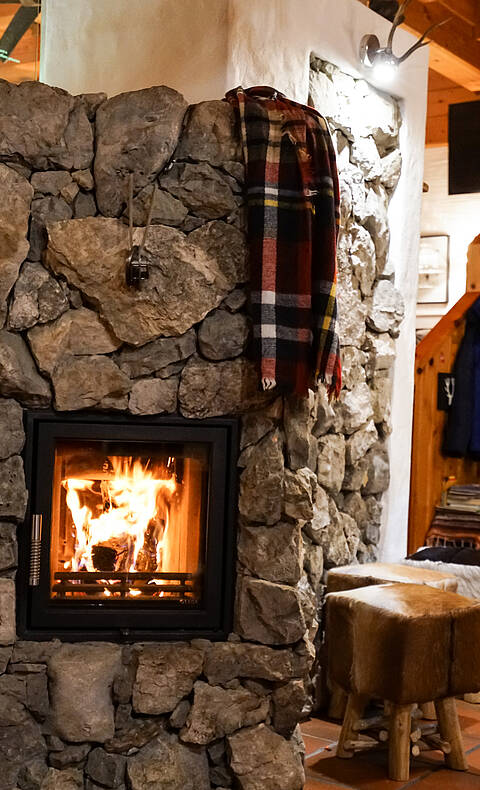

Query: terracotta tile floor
[301,700,480,789]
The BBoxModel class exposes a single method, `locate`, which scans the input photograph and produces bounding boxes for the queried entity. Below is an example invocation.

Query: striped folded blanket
[225,85,341,398]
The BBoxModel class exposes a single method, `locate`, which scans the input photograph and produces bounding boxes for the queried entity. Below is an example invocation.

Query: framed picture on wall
[417,234,450,304]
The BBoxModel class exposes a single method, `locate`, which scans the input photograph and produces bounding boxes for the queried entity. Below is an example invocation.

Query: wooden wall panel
[426,69,479,146]
[408,292,480,552]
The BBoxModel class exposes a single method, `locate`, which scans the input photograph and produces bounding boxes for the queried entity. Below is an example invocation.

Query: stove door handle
[29,514,42,586]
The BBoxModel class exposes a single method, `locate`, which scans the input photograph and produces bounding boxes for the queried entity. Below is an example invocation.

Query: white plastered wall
[417,145,480,332]
[41,0,429,561]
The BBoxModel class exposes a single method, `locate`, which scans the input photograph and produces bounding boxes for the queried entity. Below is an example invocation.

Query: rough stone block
[345,419,378,465]
[204,642,300,685]
[340,346,367,391]
[0,164,32,325]
[0,522,17,571]
[160,161,236,220]
[337,382,374,435]
[198,309,249,360]
[94,85,187,216]
[116,329,195,378]
[180,681,269,744]
[31,171,72,196]
[46,218,234,345]
[104,719,163,755]
[132,643,204,715]
[40,768,84,790]
[26,672,49,722]
[29,195,72,261]
[0,719,47,790]
[0,457,26,522]
[235,577,306,646]
[175,100,241,168]
[303,486,330,544]
[0,331,51,407]
[272,680,308,737]
[126,731,210,790]
[283,468,316,522]
[28,307,121,376]
[125,184,188,227]
[51,355,130,411]
[240,399,282,450]
[366,280,404,336]
[316,434,345,494]
[284,393,317,471]
[48,643,121,742]
[0,399,24,460]
[73,191,97,218]
[169,699,191,730]
[188,220,248,286]
[237,522,303,585]
[228,724,304,790]
[129,377,178,415]
[238,429,284,525]
[8,261,69,331]
[362,443,390,495]
[49,743,90,768]
[86,748,126,787]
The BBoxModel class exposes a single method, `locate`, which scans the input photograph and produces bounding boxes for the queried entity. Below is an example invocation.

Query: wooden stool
[325,563,458,719]
[327,583,480,781]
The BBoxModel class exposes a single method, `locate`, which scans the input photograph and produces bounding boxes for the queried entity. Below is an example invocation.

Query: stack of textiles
[426,484,480,549]
[445,485,480,511]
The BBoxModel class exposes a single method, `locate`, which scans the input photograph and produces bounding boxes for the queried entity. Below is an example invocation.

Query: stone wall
[308,58,404,562]
[0,64,402,788]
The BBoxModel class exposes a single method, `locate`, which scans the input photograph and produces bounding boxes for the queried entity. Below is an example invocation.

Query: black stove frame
[18,411,238,642]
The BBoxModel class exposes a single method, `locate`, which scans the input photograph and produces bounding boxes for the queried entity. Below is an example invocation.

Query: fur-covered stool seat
[326,561,458,594]
[327,582,480,781]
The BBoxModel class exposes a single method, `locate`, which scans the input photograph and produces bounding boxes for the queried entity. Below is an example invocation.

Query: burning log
[91,545,117,572]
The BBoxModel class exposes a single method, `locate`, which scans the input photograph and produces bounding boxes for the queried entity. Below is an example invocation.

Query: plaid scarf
[225,85,341,398]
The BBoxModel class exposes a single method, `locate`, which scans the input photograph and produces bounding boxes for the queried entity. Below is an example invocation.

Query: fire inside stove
[50,441,208,603]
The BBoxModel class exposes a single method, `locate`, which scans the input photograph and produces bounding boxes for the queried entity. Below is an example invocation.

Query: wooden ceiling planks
[403,1,480,91]
[419,0,477,30]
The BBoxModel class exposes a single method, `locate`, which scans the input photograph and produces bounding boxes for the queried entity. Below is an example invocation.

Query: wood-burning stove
[18,411,238,641]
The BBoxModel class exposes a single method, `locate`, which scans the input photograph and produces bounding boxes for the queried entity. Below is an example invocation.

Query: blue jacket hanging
[444,296,480,457]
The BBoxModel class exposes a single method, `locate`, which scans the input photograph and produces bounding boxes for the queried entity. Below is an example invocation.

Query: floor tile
[303,734,336,757]
[458,701,480,722]
[304,779,353,789]
[306,749,433,790]
[465,745,480,771]
[301,717,341,740]
[414,768,480,788]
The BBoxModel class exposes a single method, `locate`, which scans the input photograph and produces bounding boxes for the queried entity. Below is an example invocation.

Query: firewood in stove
[92,544,117,572]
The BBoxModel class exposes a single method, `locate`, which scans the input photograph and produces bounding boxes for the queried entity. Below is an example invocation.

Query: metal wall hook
[125,174,155,289]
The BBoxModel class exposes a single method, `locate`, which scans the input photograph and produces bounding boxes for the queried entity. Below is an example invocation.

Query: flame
[63,456,176,576]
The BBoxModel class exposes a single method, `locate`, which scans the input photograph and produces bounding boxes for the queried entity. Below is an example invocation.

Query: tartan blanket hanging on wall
[225,85,341,398]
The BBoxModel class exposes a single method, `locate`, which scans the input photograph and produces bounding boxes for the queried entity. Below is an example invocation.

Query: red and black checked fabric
[225,85,341,398]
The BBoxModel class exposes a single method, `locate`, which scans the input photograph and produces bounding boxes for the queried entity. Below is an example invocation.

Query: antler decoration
[387,0,451,63]
[361,0,451,73]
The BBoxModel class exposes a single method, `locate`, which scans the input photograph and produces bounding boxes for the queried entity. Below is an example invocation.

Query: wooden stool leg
[420,701,437,720]
[328,681,348,720]
[435,697,468,771]
[337,693,368,758]
[388,703,412,782]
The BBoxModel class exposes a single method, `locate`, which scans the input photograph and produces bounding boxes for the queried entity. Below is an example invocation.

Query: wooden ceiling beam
[402,1,480,91]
